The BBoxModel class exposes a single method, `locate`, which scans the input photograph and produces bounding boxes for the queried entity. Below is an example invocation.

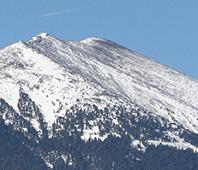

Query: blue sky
[1,0,198,78]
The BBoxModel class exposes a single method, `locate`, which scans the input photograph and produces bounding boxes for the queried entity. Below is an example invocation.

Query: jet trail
[41,7,88,17]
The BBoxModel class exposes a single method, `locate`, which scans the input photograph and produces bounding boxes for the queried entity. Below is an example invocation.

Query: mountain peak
[31,32,50,41]
[34,32,49,38]
[80,37,107,44]
[4,40,26,50]
[1,33,198,168]
[1,32,198,135]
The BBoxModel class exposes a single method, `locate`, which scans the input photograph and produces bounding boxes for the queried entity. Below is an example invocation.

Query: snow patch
[148,140,198,153]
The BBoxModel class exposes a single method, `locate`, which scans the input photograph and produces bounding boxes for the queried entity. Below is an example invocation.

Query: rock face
[0,33,198,169]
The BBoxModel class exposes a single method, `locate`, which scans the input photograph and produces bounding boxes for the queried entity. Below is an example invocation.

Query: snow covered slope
[1,33,198,151]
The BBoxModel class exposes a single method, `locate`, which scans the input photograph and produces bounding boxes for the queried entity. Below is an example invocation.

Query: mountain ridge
[1,33,198,169]
[1,32,198,131]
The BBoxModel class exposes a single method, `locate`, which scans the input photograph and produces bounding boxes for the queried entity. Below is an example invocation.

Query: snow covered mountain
[1,33,198,169]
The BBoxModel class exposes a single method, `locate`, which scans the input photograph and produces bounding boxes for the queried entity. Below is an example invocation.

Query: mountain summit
[0,33,198,169]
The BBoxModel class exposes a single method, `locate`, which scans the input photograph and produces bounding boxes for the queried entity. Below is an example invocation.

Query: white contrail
[41,6,88,17]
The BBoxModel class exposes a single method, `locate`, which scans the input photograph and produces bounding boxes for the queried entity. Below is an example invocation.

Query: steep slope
[0,33,198,169]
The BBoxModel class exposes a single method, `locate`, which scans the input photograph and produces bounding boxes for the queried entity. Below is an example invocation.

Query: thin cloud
[41,6,89,17]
